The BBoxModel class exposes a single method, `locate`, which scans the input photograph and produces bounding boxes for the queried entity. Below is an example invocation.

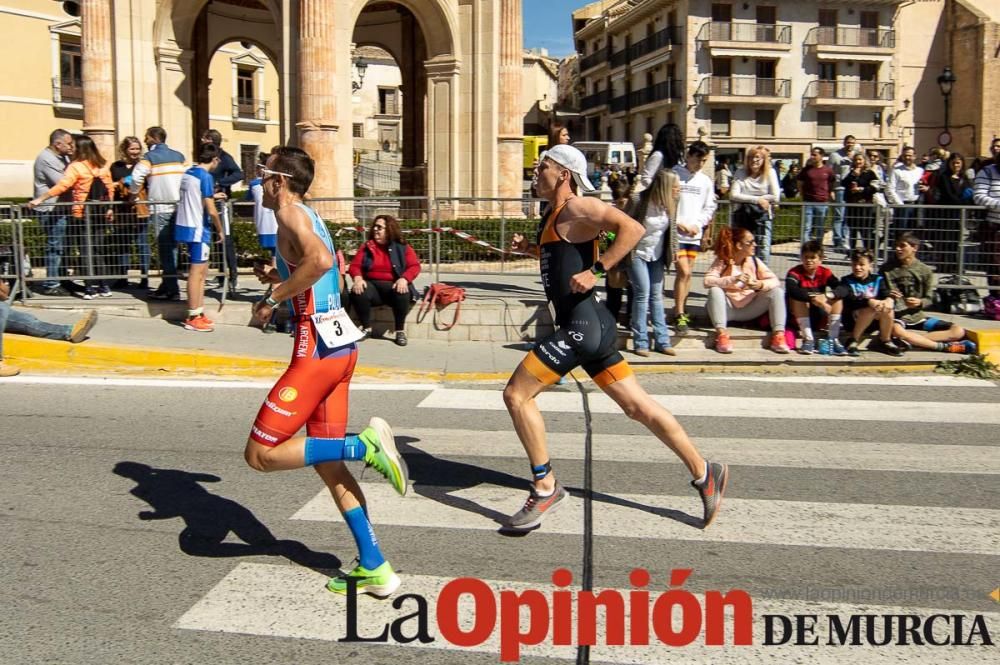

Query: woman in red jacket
[348,214,421,346]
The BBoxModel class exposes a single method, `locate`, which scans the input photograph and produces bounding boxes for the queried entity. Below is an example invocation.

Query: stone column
[497,0,524,212]
[155,46,195,160]
[425,56,461,207]
[81,0,116,160]
[297,0,352,212]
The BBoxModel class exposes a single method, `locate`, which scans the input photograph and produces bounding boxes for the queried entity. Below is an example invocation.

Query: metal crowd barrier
[7,196,993,304]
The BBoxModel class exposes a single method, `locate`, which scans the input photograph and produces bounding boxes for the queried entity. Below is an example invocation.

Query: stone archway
[352,3,432,201]
[152,0,283,159]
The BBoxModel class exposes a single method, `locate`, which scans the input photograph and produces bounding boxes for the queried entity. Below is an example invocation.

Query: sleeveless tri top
[275,202,343,317]
[537,199,599,322]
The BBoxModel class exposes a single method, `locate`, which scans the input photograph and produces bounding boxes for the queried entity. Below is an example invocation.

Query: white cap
[541,144,595,192]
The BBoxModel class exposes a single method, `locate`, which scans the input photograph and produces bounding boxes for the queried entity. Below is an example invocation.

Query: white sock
[797,317,813,340]
[694,465,709,486]
[828,314,842,339]
[535,485,555,497]
[188,307,203,318]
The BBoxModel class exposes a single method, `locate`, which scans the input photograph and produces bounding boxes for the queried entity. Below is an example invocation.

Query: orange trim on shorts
[676,248,699,261]
[591,359,633,388]
[524,351,562,385]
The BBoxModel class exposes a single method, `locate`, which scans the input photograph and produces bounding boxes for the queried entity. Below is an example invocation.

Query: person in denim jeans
[130,127,185,299]
[797,147,836,242]
[32,130,75,295]
[0,280,98,376]
[828,135,864,251]
[626,168,678,356]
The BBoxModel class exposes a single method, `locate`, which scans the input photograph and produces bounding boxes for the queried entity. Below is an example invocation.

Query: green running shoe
[326,561,401,597]
[359,417,408,496]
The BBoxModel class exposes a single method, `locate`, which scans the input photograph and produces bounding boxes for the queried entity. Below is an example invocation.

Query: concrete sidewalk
[6,270,999,380]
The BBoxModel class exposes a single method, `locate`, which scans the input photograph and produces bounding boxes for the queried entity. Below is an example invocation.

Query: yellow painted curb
[6,336,947,383]
[967,328,1000,364]
[6,337,287,374]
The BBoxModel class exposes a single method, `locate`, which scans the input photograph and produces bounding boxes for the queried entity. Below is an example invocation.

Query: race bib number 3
[311,308,365,348]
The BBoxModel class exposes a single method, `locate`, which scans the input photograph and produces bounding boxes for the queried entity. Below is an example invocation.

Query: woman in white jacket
[627,169,679,356]
[671,141,717,334]
[729,146,780,263]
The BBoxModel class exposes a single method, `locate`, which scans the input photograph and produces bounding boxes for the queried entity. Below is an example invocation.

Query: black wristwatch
[591,261,606,278]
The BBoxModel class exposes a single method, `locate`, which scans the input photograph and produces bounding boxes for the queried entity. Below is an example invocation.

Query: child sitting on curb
[881,232,976,355]
[833,248,901,356]
[785,240,844,354]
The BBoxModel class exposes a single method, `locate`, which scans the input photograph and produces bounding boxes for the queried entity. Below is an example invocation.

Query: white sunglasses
[257,164,293,178]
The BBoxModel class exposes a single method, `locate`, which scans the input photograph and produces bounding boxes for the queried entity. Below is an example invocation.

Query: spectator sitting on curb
[348,214,421,347]
[0,280,98,377]
[704,226,790,355]
[881,232,976,355]
[785,240,844,355]
[833,248,901,357]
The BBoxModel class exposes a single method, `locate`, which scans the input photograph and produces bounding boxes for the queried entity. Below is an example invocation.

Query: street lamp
[936,66,957,146]
[352,58,368,93]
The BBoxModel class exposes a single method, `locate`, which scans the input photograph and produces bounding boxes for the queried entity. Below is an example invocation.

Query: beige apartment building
[0,0,526,206]
[572,0,998,166]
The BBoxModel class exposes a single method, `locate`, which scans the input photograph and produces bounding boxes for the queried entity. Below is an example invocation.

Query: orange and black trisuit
[524,200,634,388]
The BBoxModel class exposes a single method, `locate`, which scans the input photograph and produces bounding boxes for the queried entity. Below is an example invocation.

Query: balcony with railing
[697,21,792,52]
[233,98,270,122]
[579,48,608,74]
[580,89,610,112]
[609,79,683,115]
[628,25,681,63]
[51,77,83,108]
[696,76,790,104]
[804,80,895,106]
[804,26,895,58]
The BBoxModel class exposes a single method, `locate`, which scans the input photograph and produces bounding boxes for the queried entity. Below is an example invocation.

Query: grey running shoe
[692,462,729,528]
[504,483,568,530]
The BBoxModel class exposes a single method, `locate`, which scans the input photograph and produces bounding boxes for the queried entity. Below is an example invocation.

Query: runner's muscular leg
[503,360,554,492]
[314,461,364,514]
[601,374,706,479]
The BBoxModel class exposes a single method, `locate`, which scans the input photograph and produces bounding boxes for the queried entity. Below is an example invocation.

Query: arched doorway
[204,40,282,180]
[153,0,284,160]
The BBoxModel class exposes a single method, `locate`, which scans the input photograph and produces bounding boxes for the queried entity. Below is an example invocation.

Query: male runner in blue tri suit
[505,144,729,531]
[245,146,408,597]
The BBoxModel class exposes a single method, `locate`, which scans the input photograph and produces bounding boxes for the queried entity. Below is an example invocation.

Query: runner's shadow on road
[113,461,343,575]
[395,438,524,531]
[395,439,702,532]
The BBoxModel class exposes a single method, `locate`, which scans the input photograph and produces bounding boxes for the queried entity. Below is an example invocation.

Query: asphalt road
[1,373,998,665]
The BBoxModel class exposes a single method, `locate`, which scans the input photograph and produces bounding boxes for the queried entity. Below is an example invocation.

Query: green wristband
[264,295,278,307]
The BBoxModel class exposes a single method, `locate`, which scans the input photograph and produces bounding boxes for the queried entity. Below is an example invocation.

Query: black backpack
[933,275,981,314]
[85,166,111,222]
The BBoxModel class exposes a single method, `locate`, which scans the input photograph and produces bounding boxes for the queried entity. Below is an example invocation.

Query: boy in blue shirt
[176,143,224,331]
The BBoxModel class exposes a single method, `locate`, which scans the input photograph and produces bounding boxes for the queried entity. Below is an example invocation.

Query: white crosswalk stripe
[176,563,1000,664]
[176,383,1000,662]
[398,429,1000,474]
[290,483,998,556]
[416,388,1000,424]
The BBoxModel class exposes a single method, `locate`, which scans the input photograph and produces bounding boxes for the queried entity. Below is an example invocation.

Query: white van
[572,141,638,177]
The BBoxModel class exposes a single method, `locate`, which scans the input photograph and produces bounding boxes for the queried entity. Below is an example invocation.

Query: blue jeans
[628,254,670,350]
[831,189,848,247]
[40,210,69,289]
[755,217,774,264]
[803,204,829,242]
[0,298,71,358]
[151,210,178,292]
